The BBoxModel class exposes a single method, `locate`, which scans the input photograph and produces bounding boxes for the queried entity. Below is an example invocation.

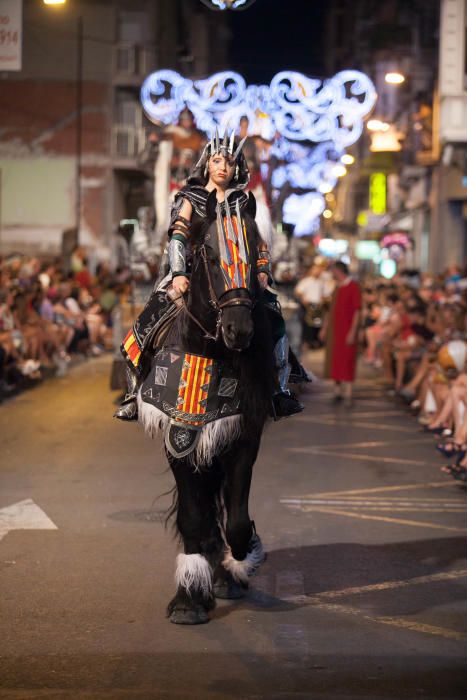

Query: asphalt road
[1,354,466,699]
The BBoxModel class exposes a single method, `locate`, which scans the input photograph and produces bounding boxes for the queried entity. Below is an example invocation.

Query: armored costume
[115,130,306,421]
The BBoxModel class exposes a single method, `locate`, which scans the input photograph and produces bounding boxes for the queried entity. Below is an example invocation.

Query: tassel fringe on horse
[137,391,243,466]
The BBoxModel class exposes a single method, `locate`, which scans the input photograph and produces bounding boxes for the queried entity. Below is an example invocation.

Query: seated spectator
[358,268,467,484]
[0,253,122,396]
[53,284,90,355]
[393,305,435,392]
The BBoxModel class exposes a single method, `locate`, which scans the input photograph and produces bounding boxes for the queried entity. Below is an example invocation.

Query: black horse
[138,191,274,624]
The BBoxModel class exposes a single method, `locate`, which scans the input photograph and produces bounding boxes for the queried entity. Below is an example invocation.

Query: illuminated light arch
[140,69,377,236]
[141,69,376,148]
[270,141,343,191]
[282,192,326,236]
[199,0,257,9]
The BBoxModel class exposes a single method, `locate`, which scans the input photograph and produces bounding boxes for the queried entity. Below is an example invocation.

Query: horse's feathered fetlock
[222,533,266,585]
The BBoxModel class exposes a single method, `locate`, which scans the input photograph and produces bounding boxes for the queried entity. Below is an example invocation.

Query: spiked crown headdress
[187,127,250,189]
[207,127,247,161]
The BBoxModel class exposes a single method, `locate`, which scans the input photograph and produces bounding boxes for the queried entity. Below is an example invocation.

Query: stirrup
[271,390,304,420]
[114,394,138,421]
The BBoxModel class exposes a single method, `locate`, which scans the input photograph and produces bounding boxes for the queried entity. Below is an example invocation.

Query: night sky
[229,0,328,84]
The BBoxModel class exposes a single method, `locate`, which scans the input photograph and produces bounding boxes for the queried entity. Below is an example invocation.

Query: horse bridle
[180,244,255,342]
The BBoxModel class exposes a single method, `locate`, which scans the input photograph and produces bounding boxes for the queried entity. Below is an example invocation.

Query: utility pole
[76,14,83,242]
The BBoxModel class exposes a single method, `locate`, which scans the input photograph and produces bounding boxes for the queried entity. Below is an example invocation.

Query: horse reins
[179,245,254,342]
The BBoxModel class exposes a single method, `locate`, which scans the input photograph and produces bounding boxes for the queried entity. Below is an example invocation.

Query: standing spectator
[320,261,362,407]
[295,264,326,349]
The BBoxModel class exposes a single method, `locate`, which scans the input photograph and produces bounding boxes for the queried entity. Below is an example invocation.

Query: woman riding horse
[116,130,305,624]
[115,129,304,422]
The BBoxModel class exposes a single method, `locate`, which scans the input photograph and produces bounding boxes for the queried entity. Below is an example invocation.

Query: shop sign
[380,231,413,261]
[369,172,387,215]
[0,0,22,71]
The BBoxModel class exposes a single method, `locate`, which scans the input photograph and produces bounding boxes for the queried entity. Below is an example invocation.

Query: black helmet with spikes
[187,127,250,189]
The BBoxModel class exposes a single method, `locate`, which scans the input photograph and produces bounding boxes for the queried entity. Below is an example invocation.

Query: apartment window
[118,11,146,44]
[115,90,142,126]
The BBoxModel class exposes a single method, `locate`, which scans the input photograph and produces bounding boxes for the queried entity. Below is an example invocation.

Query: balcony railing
[113,43,155,81]
[112,124,147,161]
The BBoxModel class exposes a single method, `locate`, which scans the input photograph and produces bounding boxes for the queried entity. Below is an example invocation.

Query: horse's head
[190,190,260,352]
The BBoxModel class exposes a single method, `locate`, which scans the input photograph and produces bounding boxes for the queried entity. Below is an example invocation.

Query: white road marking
[307,481,455,498]
[290,599,467,642]
[290,417,417,432]
[302,437,430,450]
[287,447,437,467]
[0,499,58,542]
[299,505,467,533]
[281,497,467,510]
[292,568,467,601]
[277,570,467,642]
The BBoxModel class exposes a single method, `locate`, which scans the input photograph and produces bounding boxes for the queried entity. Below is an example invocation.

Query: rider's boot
[114,366,140,421]
[272,335,304,419]
[288,346,312,384]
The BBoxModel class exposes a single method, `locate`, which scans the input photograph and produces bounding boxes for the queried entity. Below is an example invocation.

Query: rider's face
[208,153,236,189]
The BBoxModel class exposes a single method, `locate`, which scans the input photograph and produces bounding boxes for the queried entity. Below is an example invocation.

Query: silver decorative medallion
[174,428,191,449]
[154,366,168,386]
[218,377,238,398]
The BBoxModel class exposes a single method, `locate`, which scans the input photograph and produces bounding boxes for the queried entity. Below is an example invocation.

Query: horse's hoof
[213,578,248,599]
[169,605,210,625]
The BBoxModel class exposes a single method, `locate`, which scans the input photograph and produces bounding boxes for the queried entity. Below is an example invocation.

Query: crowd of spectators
[358,265,467,483]
[0,248,124,399]
[286,259,467,483]
[3,246,467,486]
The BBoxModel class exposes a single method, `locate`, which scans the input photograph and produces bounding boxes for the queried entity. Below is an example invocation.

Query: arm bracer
[168,237,187,278]
[256,249,273,281]
[168,199,192,279]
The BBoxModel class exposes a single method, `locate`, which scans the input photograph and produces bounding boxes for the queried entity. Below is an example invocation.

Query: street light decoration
[369,125,403,152]
[367,119,390,132]
[199,0,257,9]
[270,141,344,192]
[385,72,405,85]
[332,164,347,178]
[140,68,376,236]
[141,69,376,148]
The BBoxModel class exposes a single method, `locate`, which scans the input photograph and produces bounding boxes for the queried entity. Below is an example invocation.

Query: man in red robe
[321,261,361,406]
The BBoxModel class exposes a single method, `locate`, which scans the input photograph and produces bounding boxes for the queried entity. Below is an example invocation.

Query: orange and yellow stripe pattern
[122,329,141,367]
[220,215,250,291]
[177,353,214,425]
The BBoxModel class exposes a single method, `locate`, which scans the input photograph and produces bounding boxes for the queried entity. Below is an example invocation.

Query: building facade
[324,0,467,274]
[0,0,229,259]
[432,0,467,271]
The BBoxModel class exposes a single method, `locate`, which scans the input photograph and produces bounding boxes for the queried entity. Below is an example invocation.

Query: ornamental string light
[140,69,376,235]
[199,0,257,9]
[141,69,376,149]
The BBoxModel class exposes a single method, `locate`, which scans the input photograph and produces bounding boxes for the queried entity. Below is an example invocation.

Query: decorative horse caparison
[138,191,274,624]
